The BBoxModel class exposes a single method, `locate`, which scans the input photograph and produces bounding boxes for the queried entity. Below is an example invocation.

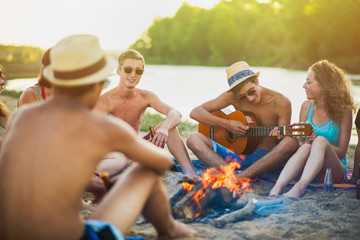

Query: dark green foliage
[0,62,41,79]
[131,0,360,73]
[0,45,44,79]
[140,111,197,138]
[2,89,23,98]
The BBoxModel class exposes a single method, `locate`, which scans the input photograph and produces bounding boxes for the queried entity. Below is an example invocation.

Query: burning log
[172,181,217,219]
[212,198,258,228]
[171,162,252,220]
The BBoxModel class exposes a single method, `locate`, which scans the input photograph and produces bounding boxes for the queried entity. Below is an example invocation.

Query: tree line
[0,45,44,79]
[131,0,360,74]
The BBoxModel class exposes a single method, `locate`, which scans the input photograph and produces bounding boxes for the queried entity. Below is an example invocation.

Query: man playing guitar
[187,61,302,179]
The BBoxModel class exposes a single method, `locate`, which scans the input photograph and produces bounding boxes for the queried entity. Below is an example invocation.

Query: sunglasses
[122,66,144,76]
[238,89,256,99]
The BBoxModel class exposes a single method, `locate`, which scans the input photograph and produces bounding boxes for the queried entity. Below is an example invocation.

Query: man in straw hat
[94,49,200,180]
[0,34,195,240]
[186,61,299,179]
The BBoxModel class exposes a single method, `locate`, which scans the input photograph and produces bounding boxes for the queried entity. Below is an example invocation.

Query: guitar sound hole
[228,132,234,139]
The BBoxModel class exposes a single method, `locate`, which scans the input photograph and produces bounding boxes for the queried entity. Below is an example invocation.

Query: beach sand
[122,137,360,239]
[127,131,360,239]
[3,95,359,239]
[125,148,360,240]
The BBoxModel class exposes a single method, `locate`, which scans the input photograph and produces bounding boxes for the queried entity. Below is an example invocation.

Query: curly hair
[309,60,356,124]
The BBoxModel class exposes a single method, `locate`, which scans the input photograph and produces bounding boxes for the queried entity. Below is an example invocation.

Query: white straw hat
[43,34,116,87]
[226,61,260,92]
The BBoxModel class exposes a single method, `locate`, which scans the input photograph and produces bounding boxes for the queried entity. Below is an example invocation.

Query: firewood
[172,181,217,219]
[212,198,258,228]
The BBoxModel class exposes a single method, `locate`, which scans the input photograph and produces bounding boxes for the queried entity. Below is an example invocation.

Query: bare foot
[158,221,197,240]
[268,186,282,197]
[283,188,303,199]
[282,182,306,199]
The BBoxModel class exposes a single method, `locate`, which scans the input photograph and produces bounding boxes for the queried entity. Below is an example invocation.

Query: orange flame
[182,182,194,192]
[182,161,252,218]
[193,188,205,217]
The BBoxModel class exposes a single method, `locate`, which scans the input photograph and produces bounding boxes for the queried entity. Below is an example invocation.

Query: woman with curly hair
[269,60,356,199]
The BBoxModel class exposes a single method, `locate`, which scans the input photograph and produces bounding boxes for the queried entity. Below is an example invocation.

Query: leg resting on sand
[91,163,196,239]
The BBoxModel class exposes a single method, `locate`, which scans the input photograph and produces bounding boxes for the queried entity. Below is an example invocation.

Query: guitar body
[198,110,258,155]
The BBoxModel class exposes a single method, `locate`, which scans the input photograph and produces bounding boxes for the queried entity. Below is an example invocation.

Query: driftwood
[172,181,217,219]
[212,198,258,228]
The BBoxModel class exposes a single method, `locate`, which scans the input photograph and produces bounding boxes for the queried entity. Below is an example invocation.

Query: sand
[122,144,360,240]
[127,160,359,240]
[2,95,359,239]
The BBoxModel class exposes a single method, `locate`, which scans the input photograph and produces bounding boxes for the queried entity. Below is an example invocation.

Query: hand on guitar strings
[228,119,249,136]
[269,127,283,140]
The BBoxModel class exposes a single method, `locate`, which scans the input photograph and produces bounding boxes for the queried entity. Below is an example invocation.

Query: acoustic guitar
[198,110,313,155]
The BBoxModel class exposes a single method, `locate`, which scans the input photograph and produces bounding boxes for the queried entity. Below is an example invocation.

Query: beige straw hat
[43,34,116,87]
[226,61,260,92]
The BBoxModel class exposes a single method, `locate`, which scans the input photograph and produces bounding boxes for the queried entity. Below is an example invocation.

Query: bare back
[0,96,171,240]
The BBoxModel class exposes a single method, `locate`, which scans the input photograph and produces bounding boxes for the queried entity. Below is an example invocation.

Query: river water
[6,65,360,124]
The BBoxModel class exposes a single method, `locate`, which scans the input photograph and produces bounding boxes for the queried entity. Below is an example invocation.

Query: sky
[1,0,219,50]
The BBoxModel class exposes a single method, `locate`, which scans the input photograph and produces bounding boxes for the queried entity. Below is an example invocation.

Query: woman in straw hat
[269,60,355,199]
[187,61,299,180]
[0,34,195,240]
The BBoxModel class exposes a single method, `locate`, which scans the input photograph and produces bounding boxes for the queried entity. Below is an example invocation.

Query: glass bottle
[324,168,333,192]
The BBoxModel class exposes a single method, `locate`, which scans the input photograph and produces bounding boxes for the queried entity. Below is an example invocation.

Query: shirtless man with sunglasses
[95,49,200,180]
[186,61,299,180]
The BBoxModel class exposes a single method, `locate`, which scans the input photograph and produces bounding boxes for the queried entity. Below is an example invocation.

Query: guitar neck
[245,126,285,137]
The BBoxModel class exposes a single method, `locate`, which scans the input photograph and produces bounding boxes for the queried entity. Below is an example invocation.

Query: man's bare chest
[109,98,147,123]
[234,104,279,126]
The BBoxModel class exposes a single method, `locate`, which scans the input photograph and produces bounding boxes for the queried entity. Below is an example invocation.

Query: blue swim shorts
[81,219,124,240]
[210,139,284,178]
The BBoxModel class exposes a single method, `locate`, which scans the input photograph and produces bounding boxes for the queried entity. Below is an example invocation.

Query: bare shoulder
[139,88,157,99]
[95,88,118,112]
[300,100,311,112]
[206,91,233,107]
[268,88,291,108]
[138,89,163,106]
[18,87,38,107]
[299,100,311,122]
[99,87,118,99]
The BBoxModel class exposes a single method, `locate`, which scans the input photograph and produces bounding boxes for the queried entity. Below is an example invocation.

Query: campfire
[170,161,286,227]
[171,161,252,220]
